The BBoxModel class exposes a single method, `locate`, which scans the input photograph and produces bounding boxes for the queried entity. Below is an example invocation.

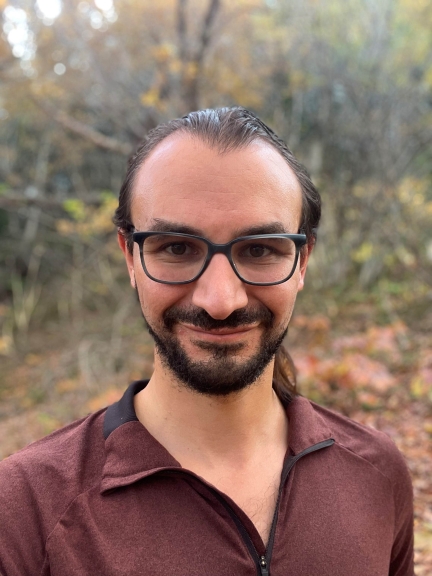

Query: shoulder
[307,399,413,500]
[1,407,105,476]
[0,408,107,502]
[310,401,407,465]
[0,409,107,574]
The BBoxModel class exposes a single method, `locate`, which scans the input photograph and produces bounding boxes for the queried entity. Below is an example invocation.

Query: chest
[208,469,281,545]
[47,469,395,576]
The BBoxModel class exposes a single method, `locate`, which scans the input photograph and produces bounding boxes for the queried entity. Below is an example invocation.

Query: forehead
[131,133,303,239]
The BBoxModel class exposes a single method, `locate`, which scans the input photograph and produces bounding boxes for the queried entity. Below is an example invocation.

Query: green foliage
[63,199,86,222]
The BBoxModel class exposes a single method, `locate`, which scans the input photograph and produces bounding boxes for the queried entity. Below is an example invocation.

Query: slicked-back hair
[113,107,321,254]
[113,107,322,403]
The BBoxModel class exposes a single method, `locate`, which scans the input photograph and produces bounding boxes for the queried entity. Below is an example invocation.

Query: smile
[178,323,258,342]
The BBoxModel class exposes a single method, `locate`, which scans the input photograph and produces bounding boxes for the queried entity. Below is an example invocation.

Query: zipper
[259,555,269,576]
[163,437,334,576]
[264,438,335,570]
[217,437,335,575]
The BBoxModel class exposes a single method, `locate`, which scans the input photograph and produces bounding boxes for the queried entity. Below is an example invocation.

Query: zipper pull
[259,556,269,576]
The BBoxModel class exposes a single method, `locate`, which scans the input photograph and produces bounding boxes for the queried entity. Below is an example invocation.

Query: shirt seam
[334,440,402,548]
[40,479,103,574]
[334,441,396,491]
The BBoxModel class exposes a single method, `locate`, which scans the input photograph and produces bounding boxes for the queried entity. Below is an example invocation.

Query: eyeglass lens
[141,234,298,284]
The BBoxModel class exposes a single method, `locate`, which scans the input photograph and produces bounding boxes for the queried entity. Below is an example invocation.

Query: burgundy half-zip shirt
[0,380,414,575]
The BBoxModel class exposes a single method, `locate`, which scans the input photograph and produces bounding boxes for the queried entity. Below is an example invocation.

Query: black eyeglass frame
[132,231,307,286]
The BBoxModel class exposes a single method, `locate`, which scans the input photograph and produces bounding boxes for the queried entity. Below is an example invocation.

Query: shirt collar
[101,380,181,493]
[101,380,333,493]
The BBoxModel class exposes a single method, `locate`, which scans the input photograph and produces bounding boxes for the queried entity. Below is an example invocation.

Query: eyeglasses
[132,231,307,286]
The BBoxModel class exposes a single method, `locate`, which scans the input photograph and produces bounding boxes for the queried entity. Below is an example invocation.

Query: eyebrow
[236,222,288,236]
[146,219,203,235]
[146,219,290,237]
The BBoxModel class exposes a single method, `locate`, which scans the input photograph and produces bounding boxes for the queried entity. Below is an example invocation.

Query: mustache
[163,305,274,331]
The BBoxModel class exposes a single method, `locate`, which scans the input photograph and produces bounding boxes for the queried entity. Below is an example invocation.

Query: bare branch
[196,0,221,66]
[35,100,133,156]
[181,0,222,110]
[52,111,133,156]
[177,0,188,62]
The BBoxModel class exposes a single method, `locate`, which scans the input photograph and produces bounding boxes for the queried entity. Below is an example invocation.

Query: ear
[117,231,136,289]
[297,242,313,292]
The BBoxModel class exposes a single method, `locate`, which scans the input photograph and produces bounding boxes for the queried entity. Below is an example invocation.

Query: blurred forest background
[0,0,431,570]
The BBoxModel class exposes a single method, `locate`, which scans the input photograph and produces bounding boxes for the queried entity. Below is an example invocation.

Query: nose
[191,253,249,319]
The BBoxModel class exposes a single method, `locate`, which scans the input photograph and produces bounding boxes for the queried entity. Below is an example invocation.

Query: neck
[134,354,288,468]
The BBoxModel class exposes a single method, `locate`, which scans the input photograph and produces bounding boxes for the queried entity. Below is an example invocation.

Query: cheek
[263,285,299,327]
[135,272,191,324]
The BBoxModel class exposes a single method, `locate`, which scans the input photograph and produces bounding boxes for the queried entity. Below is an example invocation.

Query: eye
[233,238,294,263]
[247,244,269,258]
[158,240,203,259]
[239,243,274,259]
[168,243,188,256]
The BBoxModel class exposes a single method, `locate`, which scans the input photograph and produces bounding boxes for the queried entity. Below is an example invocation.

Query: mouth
[178,323,258,342]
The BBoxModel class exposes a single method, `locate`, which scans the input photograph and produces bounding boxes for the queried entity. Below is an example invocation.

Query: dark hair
[113,106,321,403]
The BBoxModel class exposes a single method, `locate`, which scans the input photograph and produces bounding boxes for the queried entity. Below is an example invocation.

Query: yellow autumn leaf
[55,379,80,394]
[351,242,374,264]
[0,335,13,355]
[87,388,123,412]
[140,88,160,108]
[410,376,426,399]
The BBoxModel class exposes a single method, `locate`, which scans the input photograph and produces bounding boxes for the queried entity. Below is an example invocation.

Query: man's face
[119,134,309,396]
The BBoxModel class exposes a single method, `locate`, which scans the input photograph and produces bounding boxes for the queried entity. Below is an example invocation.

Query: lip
[179,323,258,341]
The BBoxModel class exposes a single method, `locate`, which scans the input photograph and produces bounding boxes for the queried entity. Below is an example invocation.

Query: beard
[143,302,287,397]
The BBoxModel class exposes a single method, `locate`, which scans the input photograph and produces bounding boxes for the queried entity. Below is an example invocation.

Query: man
[0,107,414,575]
